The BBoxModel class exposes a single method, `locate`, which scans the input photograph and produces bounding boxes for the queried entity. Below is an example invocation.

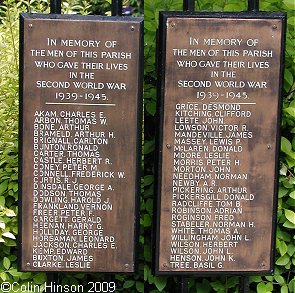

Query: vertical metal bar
[48,4,61,288]
[112,0,122,16]
[180,276,189,293]
[183,0,195,12]
[248,0,259,11]
[50,0,61,14]
[239,276,249,293]
[45,0,61,289]
[47,273,59,293]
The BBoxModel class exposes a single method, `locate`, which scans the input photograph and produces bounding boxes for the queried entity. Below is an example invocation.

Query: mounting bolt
[272,25,277,30]
[124,264,129,268]
[163,263,168,268]
[166,144,171,149]
[267,145,272,149]
[171,22,176,28]
[26,262,30,266]
[130,26,135,31]
[28,24,33,28]
[261,262,266,267]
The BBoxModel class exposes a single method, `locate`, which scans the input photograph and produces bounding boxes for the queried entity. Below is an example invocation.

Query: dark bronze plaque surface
[156,13,285,274]
[19,14,143,272]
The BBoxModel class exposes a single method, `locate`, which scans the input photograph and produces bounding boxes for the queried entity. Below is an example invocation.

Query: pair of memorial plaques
[19,11,285,274]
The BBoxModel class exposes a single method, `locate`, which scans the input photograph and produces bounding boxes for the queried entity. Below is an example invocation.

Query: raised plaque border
[153,11,286,276]
[18,13,143,273]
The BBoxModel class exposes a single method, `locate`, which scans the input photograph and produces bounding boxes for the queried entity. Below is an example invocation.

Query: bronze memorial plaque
[155,12,285,274]
[19,14,143,272]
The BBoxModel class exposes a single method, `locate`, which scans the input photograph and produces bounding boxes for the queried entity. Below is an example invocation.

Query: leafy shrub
[0,0,38,289]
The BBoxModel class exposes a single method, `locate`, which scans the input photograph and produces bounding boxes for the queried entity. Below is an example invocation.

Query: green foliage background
[0,0,294,292]
[144,0,295,292]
